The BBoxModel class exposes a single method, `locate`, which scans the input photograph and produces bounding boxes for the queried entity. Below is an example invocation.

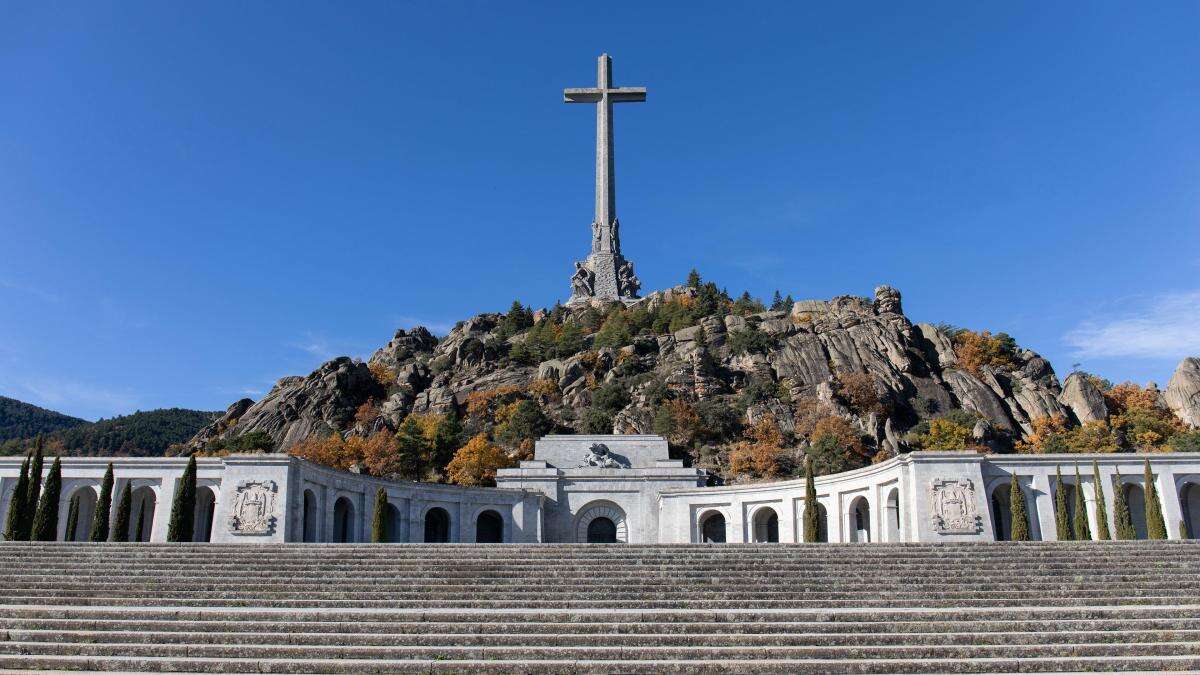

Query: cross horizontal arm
[563,87,648,103]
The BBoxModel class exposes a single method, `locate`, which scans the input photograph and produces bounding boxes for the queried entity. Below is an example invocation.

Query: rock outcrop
[186,284,1200,469]
[1166,357,1200,428]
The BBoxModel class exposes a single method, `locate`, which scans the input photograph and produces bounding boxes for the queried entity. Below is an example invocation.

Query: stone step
[6,640,1200,661]
[10,627,1200,647]
[2,653,1199,673]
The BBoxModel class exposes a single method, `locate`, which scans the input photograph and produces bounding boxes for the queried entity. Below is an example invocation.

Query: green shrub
[111,482,132,542]
[167,456,197,542]
[2,457,29,541]
[1144,460,1168,540]
[1092,460,1110,540]
[1072,465,1091,540]
[31,457,62,541]
[1009,478,1030,541]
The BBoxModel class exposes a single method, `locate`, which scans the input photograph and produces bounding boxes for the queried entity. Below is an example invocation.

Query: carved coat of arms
[929,477,982,534]
[227,480,277,535]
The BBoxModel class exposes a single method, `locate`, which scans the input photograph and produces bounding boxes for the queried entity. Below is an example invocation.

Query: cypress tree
[23,444,45,540]
[64,493,80,542]
[31,457,62,541]
[1113,467,1136,540]
[3,457,30,541]
[89,463,114,542]
[111,482,132,542]
[371,488,388,543]
[803,457,820,543]
[1092,460,1111,540]
[1143,460,1168,540]
[1009,478,1031,541]
[1072,465,1091,541]
[1053,466,1072,541]
[1180,520,1190,540]
[167,456,197,542]
[132,502,145,543]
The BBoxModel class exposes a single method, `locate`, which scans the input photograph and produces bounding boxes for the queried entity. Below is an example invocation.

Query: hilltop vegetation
[0,396,87,442]
[0,408,217,457]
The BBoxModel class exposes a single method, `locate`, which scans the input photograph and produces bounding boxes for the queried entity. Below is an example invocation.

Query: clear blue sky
[2,3,1198,420]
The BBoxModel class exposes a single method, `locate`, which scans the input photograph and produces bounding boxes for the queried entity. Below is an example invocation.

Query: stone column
[151,474,179,543]
[1030,473,1057,541]
[1157,468,1185,539]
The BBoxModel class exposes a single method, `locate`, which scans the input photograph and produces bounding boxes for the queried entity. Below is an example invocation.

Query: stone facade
[2,438,1199,544]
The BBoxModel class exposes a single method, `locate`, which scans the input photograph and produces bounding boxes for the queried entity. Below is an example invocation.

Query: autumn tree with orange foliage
[446,434,516,487]
[834,371,883,414]
[949,329,1019,378]
[652,399,702,448]
[729,414,788,481]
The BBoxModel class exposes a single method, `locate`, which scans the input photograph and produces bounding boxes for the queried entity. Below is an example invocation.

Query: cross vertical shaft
[595,54,615,230]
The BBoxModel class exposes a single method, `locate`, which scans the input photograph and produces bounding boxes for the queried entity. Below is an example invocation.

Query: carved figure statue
[571,262,594,298]
[591,221,603,254]
[582,443,625,469]
[617,259,640,297]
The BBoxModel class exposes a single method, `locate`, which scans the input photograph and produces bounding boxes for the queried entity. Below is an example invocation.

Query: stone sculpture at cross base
[564,53,644,305]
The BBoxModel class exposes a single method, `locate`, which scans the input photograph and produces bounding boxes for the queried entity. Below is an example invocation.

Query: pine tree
[433,410,463,468]
[1092,460,1111,540]
[1113,467,1136,540]
[23,444,45,540]
[1053,466,1072,541]
[64,493,80,542]
[1143,460,1168,540]
[1072,465,1091,541]
[1009,478,1031,541]
[771,290,784,311]
[686,269,701,288]
[31,457,62,541]
[803,458,820,543]
[167,456,197,542]
[89,463,114,542]
[3,457,29,541]
[371,488,388,543]
[111,482,132,542]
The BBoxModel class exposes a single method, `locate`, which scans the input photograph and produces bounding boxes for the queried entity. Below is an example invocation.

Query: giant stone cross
[565,54,644,304]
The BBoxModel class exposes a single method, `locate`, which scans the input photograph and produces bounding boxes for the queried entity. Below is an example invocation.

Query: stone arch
[991,482,1013,541]
[1124,483,1148,540]
[385,502,402,543]
[885,488,901,542]
[700,510,726,543]
[424,506,451,543]
[193,486,217,542]
[130,486,157,542]
[475,509,504,543]
[1181,482,1200,539]
[302,489,318,542]
[65,484,98,542]
[751,506,779,543]
[333,496,356,543]
[574,501,628,543]
[849,496,870,543]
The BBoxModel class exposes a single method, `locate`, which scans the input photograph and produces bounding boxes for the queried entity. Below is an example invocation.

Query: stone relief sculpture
[570,261,595,299]
[581,443,628,469]
[929,477,982,534]
[227,480,278,535]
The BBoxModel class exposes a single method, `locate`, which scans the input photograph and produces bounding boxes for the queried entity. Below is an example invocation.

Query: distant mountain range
[0,397,217,457]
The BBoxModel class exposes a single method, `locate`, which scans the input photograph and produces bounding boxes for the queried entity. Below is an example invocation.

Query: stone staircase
[0,542,1198,672]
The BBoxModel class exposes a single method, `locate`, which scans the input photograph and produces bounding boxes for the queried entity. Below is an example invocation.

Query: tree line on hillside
[0,408,217,457]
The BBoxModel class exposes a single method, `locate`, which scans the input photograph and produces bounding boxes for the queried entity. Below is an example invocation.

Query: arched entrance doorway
[424,507,451,543]
[701,511,726,543]
[302,490,318,542]
[384,503,402,542]
[752,507,779,543]
[193,486,217,542]
[333,496,356,543]
[476,510,503,543]
[1125,483,1148,539]
[885,488,901,542]
[586,517,617,543]
[1183,483,1200,539]
[849,496,870,542]
[574,502,628,543]
[67,486,98,542]
[130,486,156,542]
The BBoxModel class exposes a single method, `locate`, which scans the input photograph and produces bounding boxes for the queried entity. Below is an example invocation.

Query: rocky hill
[185,279,1200,481]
